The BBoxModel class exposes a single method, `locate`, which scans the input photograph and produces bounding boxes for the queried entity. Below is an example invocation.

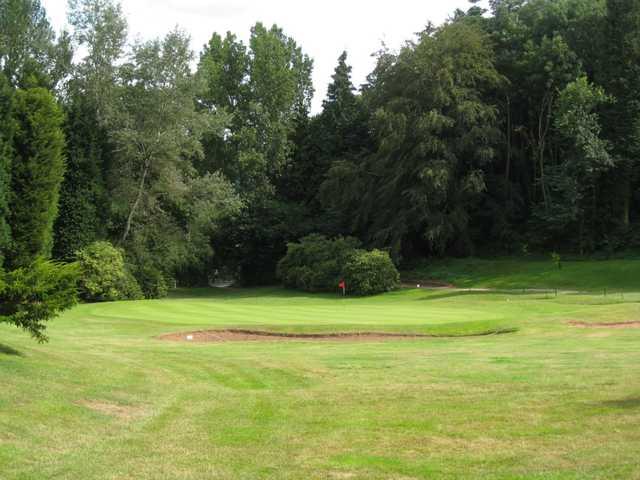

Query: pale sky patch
[41,0,484,113]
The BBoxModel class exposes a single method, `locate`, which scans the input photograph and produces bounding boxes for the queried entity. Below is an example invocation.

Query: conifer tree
[7,87,66,268]
[0,73,13,264]
[286,51,369,210]
[322,51,364,156]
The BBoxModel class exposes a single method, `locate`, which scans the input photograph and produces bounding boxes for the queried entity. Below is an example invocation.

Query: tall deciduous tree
[67,0,127,122]
[530,77,611,248]
[197,23,313,192]
[196,31,248,179]
[105,29,240,290]
[322,21,502,258]
[111,30,205,244]
[244,23,313,189]
[598,0,640,229]
[0,0,72,90]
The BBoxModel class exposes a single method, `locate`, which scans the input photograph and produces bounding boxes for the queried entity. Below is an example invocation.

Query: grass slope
[405,256,640,292]
[1,261,640,479]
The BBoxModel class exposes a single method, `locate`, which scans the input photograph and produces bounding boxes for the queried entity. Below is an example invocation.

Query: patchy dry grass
[76,400,148,420]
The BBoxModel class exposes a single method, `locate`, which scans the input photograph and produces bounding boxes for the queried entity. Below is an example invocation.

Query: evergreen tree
[321,51,369,163]
[0,72,13,264]
[324,52,355,115]
[284,52,370,214]
[7,87,66,268]
[0,259,78,342]
[53,98,109,259]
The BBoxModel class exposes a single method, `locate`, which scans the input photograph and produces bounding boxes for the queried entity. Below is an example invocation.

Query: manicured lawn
[2,265,640,479]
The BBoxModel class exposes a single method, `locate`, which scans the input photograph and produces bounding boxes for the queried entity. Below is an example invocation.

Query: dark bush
[135,264,169,299]
[277,234,360,291]
[277,234,398,295]
[211,199,314,286]
[120,269,145,300]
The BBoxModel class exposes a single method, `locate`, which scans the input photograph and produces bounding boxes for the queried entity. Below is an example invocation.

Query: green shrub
[76,241,143,302]
[343,249,400,295]
[277,234,361,292]
[277,235,399,295]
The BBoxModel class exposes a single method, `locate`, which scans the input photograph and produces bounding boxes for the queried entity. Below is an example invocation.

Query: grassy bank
[404,256,640,292]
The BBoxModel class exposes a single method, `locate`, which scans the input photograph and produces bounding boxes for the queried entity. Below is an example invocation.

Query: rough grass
[1,260,640,479]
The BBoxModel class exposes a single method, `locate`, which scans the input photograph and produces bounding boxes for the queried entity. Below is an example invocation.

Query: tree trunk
[505,95,512,201]
[617,162,632,228]
[537,92,553,210]
[538,143,547,208]
[121,159,150,244]
[622,179,631,227]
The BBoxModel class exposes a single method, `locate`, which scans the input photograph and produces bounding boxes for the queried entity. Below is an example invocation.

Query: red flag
[338,280,345,289]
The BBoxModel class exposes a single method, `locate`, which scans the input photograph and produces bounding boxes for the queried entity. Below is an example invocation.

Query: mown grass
[1,260,640,479]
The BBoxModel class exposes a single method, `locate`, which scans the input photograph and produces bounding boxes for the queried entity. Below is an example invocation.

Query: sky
[41,0,482,113]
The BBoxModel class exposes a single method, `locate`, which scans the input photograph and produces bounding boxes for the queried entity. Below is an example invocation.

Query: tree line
[1,0,640,336]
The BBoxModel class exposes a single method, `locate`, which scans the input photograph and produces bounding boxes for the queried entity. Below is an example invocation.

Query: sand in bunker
[158,329,444,343]
[569,321,640,329]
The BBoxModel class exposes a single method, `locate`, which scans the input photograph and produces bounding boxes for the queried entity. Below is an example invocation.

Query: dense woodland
[2,0,640,336]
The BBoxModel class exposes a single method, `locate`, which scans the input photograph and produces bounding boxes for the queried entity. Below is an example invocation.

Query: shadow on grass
[415,289,551,301]
[168,286,358,302]
[179,286,564,303]
[0,343,23,356]
[601,397,640,409]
